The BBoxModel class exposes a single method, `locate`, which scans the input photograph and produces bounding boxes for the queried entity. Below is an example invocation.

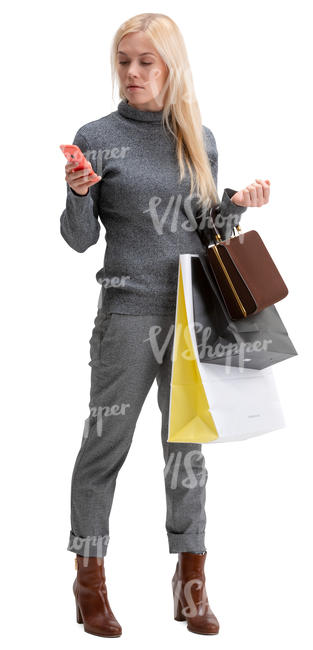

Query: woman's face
[117,31,169,111]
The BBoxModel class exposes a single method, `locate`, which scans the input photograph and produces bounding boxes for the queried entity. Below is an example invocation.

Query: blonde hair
[110,12,219,214]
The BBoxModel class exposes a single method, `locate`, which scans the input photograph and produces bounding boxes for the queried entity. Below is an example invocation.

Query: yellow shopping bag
[168,262,219,443]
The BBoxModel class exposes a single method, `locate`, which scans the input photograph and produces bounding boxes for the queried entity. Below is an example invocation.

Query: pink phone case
[60,144,96,175]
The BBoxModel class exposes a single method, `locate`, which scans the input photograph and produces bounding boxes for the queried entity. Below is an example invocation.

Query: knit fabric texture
[60,98,247,314]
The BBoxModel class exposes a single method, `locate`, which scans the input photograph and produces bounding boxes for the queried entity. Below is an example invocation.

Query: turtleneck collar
[117,98,164,123]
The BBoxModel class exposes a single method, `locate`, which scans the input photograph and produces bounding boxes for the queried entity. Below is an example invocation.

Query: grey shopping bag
[191,253,298,370]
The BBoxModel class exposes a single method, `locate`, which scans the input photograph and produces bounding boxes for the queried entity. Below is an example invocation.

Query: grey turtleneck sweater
[60,99,247,314]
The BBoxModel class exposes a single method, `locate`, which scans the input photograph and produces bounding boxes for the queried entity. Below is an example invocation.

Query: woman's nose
[127,62,141,76]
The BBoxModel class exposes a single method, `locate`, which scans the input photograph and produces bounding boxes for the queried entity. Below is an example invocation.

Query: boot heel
[173,586,186,621]
[76,600,83,624]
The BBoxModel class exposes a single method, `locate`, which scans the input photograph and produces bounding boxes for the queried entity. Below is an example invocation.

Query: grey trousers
[67,306,208,558]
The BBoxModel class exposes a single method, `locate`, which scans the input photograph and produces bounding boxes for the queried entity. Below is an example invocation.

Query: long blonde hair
[110,12,219,214]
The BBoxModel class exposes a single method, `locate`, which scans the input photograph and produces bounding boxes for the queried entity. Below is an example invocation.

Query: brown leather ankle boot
[73,554,122,637]
[172,551,219,635]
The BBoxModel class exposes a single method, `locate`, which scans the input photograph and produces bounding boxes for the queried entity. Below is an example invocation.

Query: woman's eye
[118,61,152,66]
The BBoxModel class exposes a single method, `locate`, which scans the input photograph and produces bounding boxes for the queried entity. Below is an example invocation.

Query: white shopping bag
[167,254,286,443]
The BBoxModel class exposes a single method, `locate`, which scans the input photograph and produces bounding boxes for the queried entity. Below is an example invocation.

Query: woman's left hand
[231,179,271,207]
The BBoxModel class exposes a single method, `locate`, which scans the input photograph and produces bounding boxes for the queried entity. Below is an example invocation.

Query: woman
[60,12,270,638]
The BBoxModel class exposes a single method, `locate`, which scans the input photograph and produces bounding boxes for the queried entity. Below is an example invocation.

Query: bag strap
[194,203,238,246]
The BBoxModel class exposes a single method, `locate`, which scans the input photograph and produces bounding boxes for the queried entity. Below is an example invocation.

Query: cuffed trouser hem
[67,531,110,557]
[167,532,206,554]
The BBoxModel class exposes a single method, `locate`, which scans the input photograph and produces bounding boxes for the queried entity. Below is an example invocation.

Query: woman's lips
[127,86,143,89]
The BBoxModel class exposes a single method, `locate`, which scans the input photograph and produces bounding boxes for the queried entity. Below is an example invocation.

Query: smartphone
[60,144,96,174]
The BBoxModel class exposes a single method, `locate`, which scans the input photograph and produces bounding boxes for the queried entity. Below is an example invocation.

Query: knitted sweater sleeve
[198,126,247,245]
[60,129,101,253]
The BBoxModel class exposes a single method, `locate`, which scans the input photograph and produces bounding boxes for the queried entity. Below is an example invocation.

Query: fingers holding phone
[60,144,101,196]
[65,161,101,196]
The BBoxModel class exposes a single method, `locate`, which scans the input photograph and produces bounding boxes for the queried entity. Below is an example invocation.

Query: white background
[2,0,312,647]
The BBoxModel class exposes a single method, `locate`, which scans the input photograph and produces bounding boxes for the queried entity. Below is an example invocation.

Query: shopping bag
[167,254,286,444]
[191,252,298,370]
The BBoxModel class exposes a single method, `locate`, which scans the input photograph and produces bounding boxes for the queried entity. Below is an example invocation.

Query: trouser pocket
[89,309,112,366]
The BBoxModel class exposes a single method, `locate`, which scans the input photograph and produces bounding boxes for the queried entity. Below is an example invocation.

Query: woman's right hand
[65,161,101,196]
